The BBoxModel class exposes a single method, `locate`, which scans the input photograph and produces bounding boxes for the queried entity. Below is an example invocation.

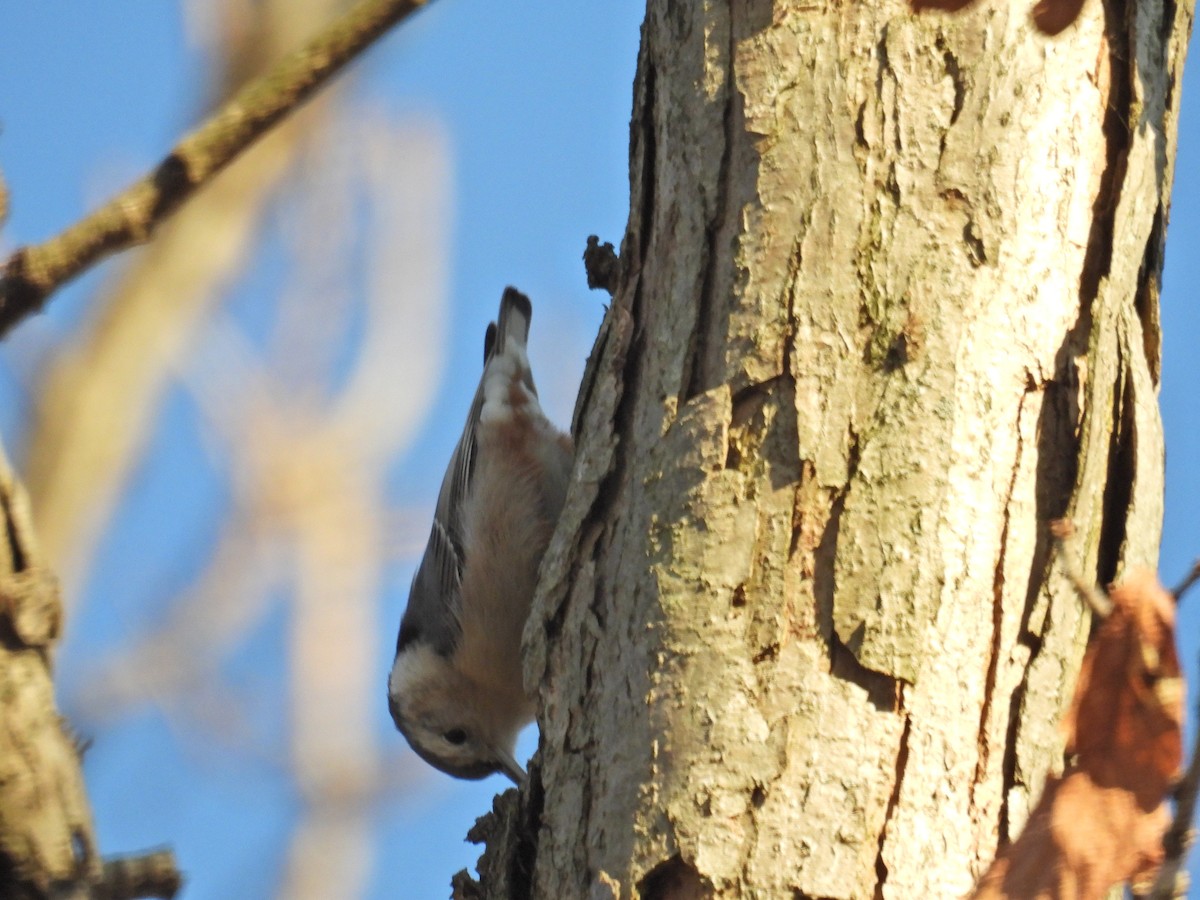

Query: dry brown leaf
[1066,571,1184,795]
[971,569,1184,899]
[1031,0,1087,34]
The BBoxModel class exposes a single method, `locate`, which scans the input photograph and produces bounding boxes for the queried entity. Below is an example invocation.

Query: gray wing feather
[396,288,532,657]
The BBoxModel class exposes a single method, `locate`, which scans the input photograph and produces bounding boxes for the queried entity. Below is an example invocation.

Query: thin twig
[1049,518,1113,618]
[1142,557,1200,898]
[1171,559,1200,602]
[1146,688,1200,899]
[0,0,431,338]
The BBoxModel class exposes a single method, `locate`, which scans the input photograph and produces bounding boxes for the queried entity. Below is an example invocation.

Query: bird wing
[396,288,533,657]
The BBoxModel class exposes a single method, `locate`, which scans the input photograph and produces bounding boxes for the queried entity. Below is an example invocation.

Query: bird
[387,287,573,783]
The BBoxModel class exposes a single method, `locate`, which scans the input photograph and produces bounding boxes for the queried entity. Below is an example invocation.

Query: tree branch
[1145,555,1200,900]
[0,441,100,894]
[1153,767,1197,898]
[0,0,431,339]
[1170,559,1200,602]
[95,849,182,900]
[1049,518,1114,618]
[1146,679,1199,899]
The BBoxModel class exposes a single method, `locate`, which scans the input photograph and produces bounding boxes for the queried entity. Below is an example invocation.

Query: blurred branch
[24,131,293,598]
[1146,728,1198,898]
[0,164,9,230]
[1146,647,1200,900]
[78,509,284,729]
[1170,560,1200,602]
[24,0,342,598]
[0,0,432,338]
[71,113,451,899]
[1144,561,1200,898]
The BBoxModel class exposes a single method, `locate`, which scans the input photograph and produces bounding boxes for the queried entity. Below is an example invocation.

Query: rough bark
[0,442,181,899]
[466,0,1191,897]
[0,442,92,897]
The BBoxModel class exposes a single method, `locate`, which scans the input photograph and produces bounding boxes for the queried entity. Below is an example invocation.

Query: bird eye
[443,728,468,746]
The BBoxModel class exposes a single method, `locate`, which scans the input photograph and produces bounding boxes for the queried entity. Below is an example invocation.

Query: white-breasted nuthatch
[388,288,573,783]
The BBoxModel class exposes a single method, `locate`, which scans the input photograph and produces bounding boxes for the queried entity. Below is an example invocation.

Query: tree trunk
[468,1,1190,897]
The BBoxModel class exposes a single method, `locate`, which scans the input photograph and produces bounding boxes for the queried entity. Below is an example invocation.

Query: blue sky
[0,3,1195,899]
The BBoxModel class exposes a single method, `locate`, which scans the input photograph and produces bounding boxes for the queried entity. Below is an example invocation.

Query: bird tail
[490,287,532,361]
[480,287,535,399]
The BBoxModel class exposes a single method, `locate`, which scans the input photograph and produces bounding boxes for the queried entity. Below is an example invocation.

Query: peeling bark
[470,0,1190,897]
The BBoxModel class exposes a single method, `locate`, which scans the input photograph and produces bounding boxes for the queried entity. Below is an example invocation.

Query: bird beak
[494,745,527,786]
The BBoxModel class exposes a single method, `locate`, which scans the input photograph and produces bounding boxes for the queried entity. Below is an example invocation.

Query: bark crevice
[1078,0,1132,311]
[683,9,738,404]
[1097,366,1136,585]
[829,636,900,714]
[971,390,1028,818]
[872,713,911,900]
